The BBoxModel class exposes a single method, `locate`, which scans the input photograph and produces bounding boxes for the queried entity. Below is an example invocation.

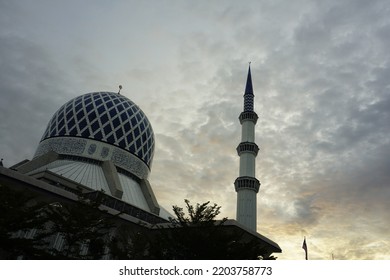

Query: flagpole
[302,236,308,260]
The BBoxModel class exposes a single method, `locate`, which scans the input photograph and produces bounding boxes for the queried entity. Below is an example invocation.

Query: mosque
[0,66,281,258]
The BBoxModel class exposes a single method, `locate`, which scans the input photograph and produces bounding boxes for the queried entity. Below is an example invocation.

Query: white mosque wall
[27,159,111,194]
[117,173,150,212]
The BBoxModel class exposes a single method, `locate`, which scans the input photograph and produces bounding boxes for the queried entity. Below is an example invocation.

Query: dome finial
[118,85,122,95]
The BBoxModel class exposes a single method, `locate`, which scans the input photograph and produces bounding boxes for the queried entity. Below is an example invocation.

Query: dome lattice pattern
[41,92,154,167]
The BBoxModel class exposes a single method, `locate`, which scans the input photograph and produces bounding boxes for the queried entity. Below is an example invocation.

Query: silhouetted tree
[108,223,151,259]
[109,199,276,260]
[0,184,49,259]
[40,192,115,259]
[1,185,276,260]
[160,199,275,259]
[0,184,115,259]
[170,199,227,226]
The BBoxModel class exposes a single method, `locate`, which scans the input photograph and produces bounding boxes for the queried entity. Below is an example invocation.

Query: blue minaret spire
[244,63,254,111]
[235,63,260,232]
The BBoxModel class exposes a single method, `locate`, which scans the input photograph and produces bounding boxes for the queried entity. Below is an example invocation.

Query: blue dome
[41,92,154,167]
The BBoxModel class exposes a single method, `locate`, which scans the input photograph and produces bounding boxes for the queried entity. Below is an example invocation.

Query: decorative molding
[101,147,109,158]
[34,137,150,179]
[35,137,87,158]
[88,144,97,155]
[234,176,260,193]
[239,111,259,124]
[236,142,259,156]
[112,147,149,179]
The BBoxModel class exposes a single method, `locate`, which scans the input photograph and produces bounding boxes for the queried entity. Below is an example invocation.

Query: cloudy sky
[1,0,390,260]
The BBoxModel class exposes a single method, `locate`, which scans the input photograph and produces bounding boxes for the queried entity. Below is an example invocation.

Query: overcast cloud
[0,0,389,259]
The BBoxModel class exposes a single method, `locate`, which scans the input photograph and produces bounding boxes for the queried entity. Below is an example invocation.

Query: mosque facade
[0,67,281,258]
[14,91,171,220]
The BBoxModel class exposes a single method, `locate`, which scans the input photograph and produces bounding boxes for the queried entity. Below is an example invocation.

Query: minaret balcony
[236,142,259,156]
[239,111,258,124]
[234,176,260,193]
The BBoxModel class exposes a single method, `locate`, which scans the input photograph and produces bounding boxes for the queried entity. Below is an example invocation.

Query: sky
[1,0,389,260]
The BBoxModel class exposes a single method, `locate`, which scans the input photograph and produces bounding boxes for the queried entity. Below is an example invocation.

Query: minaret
[234,64,260,232]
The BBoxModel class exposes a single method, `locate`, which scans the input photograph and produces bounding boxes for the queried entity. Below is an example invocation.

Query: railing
[236,142,259,156]
[239,111,259,124]
[234,176,260,193]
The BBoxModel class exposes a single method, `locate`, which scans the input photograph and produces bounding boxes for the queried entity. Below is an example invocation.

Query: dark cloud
[0,35,73,164]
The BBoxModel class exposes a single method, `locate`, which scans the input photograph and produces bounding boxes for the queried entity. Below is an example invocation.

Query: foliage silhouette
[1,184,276,260]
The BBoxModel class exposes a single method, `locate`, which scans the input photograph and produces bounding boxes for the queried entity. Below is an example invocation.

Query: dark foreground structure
[0,166,281,259]
[0,68,281,259]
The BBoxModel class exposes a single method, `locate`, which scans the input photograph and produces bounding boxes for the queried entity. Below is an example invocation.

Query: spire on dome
[245,62,253,95]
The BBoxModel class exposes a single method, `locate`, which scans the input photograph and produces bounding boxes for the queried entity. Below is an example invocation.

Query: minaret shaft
[235,65,260,232]
[239,155,256,177]
[241,121,255,143]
